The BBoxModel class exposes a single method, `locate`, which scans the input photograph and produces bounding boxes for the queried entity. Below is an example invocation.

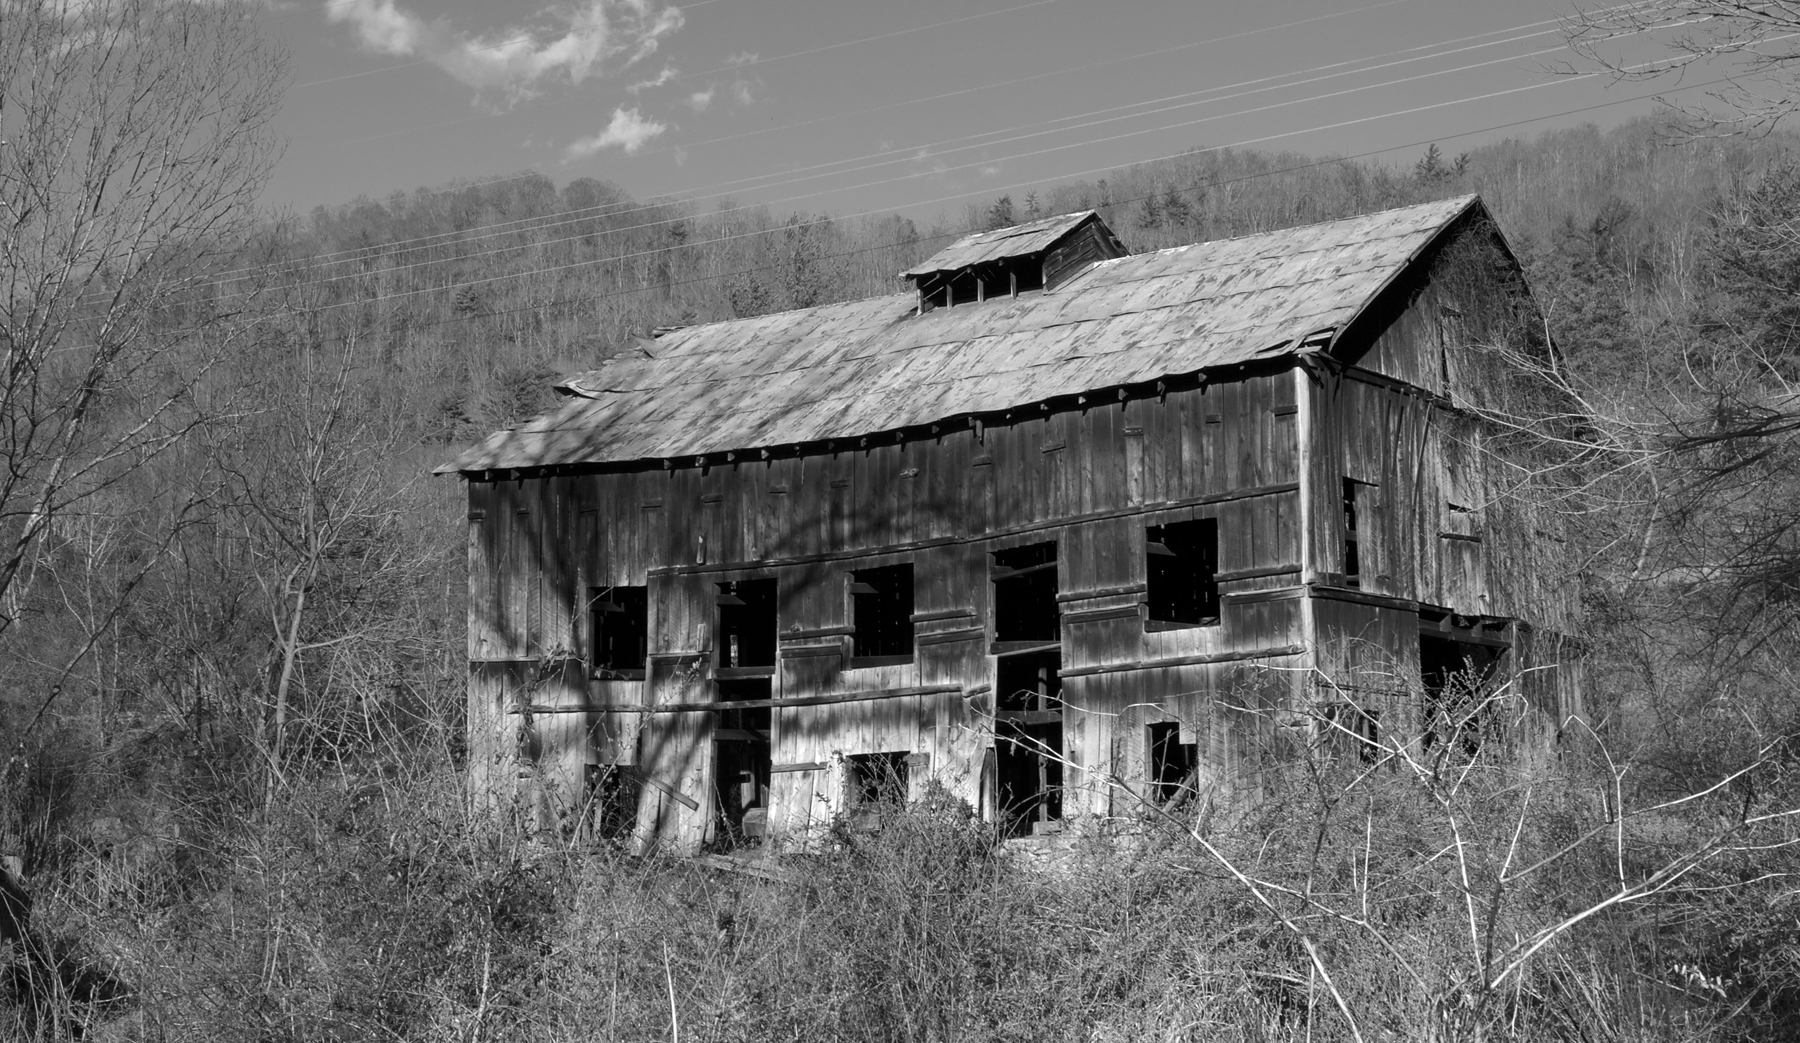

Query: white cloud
[731,78,753,106]
[723,50,756,66]
[326,0,686,101]
[565,106,668,158]
[629,64,679,93]
[685,87,714,111]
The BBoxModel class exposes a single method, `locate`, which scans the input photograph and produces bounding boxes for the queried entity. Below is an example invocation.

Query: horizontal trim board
[1308,585,1418,611]
[1057,583,1148,603]
[648,483,1300,578]
[917,626,986,646]
[1222,586,1306,605]
[782,625,855,640]
[779,644,843,659]
[1062,604,1142,625]
[1060,643,1308,679]
[514,683,962,715]
[1215,563,1302,583]
[771,762,825,774]
[911,608,976,622]
[715,666,776,679]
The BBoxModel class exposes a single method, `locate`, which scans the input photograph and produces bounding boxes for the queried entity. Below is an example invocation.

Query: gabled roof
[898,210,1102,278]
[443,195,1489,474]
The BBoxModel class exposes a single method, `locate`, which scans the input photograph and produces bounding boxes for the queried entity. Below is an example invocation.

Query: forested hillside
[4,34,1798,1034]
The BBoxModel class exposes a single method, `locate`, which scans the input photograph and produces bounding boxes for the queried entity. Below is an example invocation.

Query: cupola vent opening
[901,211,1126,313]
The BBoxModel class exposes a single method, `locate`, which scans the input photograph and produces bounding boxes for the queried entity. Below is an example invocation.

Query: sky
[267,0,1696,221]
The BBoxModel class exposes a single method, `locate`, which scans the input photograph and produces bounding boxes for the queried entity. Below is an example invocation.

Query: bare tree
[1567,1,1800,135]
[0,0,286,697]
[209,302,436,802]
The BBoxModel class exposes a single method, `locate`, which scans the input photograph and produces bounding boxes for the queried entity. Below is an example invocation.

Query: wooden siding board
[463,202,1583,851]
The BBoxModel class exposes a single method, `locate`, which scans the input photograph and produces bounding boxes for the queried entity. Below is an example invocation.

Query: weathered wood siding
[467,370,1311,848]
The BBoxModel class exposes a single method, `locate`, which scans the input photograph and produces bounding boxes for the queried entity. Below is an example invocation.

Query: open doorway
[712,679,771,849]
[994,650,1062,837]
[1420,630,1503,756]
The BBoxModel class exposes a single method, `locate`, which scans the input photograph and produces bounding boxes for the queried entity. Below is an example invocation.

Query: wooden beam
[618,766,699,811]
[511,684,963,716]
[1059,643,1308,679]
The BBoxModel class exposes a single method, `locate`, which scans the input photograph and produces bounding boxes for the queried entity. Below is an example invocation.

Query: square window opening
[590,586,648,678]
[1421,633,1503,756]
[850,564,914,661]
[993,542,1059,643]
[847,751,911,808]
[948,269,980,306]
[1145,518,1220,627]
[1147,721,1199,804]
[717,579,778,668]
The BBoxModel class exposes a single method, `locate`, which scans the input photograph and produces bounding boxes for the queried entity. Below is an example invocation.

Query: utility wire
[283,0,1445,268]
[347,72,1746,344]
[57,70,1738,359]
[208,13,1659,296]
[207,32,1643,301]
[285,68,1740,322]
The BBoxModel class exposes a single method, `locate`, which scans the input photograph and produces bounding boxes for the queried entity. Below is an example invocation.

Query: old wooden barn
[442,195,1583,853]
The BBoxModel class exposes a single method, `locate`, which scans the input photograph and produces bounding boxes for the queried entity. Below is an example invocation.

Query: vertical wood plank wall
[467,314,1582,849]
[467,370,1311,849]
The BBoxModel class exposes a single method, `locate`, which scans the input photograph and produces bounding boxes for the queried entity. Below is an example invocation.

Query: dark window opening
[717,578,777,669]
[712,678,771,850]
[847,752,910,807]
[981,270,1013,300]
[948,269,980,306]
[1342,478,1362,588]
[590,586,648,678]
[583,764,640,841]
[1322,703,1381,763]
[995,649,1063,837]
[1421,633,1502,756]
[993,542,1059,643]
[851,564,914,662]
[1147,721,1199,805]
[920,278,948,311]
[1146,519,1220,627]
[1012,260,1045,293]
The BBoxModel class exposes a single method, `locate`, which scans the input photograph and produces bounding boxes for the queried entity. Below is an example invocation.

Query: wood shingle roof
[442,195,1486,474]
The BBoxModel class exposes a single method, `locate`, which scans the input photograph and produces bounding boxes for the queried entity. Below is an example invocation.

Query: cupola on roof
[900,210,1128,308]
[440,195,1495,475]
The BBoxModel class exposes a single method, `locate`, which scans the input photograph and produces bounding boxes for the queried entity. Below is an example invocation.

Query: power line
[218,17,1637,296]
[64,70,1733,360]
[286,0,1444,268]
[293,68,1723,318]
[234,33,1615,301]
[345,72,1742,343]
